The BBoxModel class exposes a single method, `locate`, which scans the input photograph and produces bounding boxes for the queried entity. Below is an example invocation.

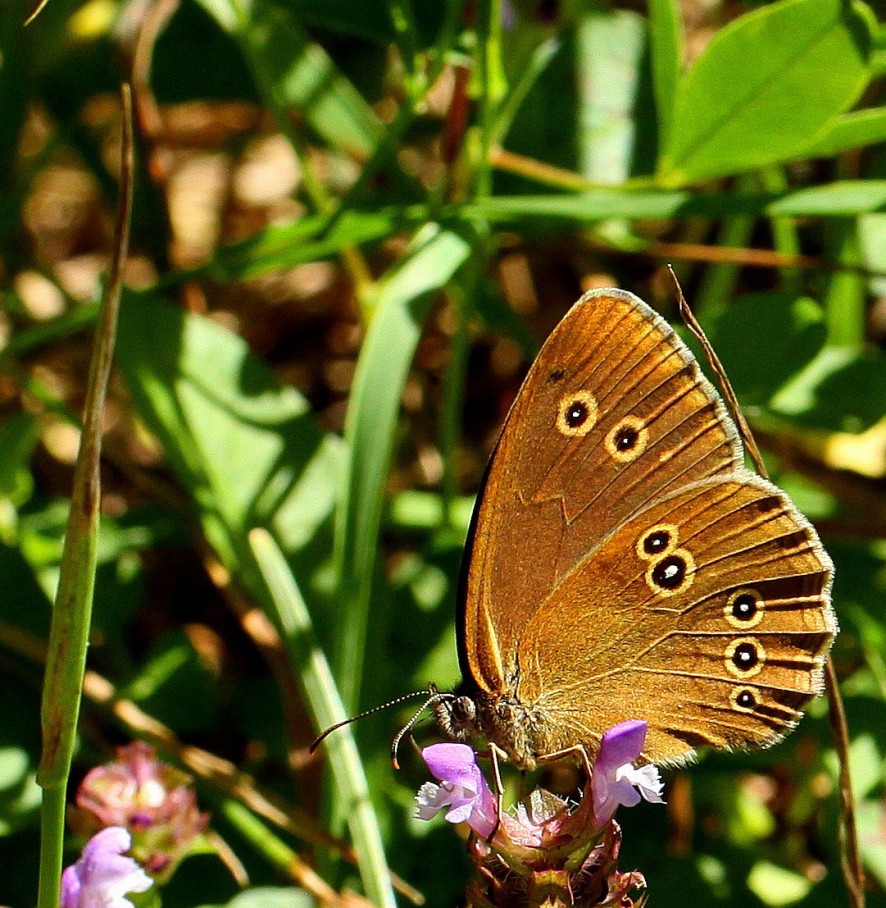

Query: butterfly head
[433,690,479,742]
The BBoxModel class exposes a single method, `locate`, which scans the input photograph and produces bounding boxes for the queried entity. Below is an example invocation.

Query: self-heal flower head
[415,743,497,839]
[591,720,664,829]
[60,827,153,908]
[71,741,209,876]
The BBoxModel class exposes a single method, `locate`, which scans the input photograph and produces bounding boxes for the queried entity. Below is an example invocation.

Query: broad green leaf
[701,294,827,405]
[116,292,343,572]
[659,0,874,185]
[333,223,473,710]
[647,0,683,149]
[769,345,886,432]
[248,3,381,157]
[804,106,886,157]
[199,888,313,908]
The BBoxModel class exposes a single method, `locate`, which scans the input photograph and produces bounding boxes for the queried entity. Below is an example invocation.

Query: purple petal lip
[597,720,647,770]
[422,743,478,783]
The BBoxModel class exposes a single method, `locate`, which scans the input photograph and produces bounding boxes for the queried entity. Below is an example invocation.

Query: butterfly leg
[487,743,508,841]
[537,744,594,782]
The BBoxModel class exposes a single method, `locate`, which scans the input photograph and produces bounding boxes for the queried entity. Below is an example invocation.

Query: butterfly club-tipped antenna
[310,687,446,761]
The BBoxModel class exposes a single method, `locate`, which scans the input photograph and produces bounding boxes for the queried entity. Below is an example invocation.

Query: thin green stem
[474,0,505,200]
[694,174,758,318]
[440,282,472,523]
[759,167,802,296]
[35,83,133,908]
[823,219,865,350]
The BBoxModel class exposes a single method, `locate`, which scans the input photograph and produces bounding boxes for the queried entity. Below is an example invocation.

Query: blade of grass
[332,223,472,713]
[248,528,397,908]
[35,84,133,908]
[648,0,683,151]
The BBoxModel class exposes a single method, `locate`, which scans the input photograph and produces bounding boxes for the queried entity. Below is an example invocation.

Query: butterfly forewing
[462,290,742,694]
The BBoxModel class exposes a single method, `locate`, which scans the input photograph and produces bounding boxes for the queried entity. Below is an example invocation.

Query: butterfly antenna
[667,265,767,478]
[310,689,438,755]
[391,685,453,770]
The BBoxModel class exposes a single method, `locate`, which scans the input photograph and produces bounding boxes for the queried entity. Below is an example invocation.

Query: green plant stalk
[388,0,419,83]
[35,84,133,908]
[474,0,506,200]
[440,284,471,522]
[693,174,757,317]
[823,218,865,350]
[759,167,802,296]
[248,528,396,908]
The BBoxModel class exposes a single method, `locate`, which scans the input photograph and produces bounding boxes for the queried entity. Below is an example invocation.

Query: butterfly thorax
[435,688,553,772]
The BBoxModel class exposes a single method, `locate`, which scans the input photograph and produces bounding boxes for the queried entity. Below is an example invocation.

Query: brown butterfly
[434,288,836,770]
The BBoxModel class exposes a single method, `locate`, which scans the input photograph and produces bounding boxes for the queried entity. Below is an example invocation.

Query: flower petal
[596,721,647,773]
[422,743,479,786]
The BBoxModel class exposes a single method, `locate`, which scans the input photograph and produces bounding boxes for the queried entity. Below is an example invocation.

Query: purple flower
[591,720,664,828]
[60,827,153,908]
[71,741,209,876]
[415,743,497,838]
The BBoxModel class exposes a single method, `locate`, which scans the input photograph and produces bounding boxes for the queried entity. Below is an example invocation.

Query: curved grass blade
[249,528,396,908]
[332,224,472,713]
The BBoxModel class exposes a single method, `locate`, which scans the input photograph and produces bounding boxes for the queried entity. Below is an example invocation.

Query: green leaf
[746,861,811,905]
[248,3,381,157]
[858,797,886,889]
[701,294,827,405]
[769,345,886,432]
[116,292,342,572]
[647,0,683,149]
[804,105,886,157]
[201,208,411,281]
[0,413,39,507]
[659,0,874,185]
[0,746,40,836]
[860,212,886,296]
[332,223,473,709]
[198,887,314,908]
[193,0,381,157]
[471,180,886,224]
[249,531,395,908]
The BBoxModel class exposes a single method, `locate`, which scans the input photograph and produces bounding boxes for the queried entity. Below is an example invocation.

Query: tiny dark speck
[548,369,566,383]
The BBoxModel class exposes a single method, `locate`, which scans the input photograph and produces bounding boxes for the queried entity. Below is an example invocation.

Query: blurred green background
[1,0,886,905]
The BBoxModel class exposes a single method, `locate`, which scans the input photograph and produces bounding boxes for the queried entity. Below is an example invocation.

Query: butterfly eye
[725,589,764,628]
[726,638,766,677]
[645,548,695,597]
[605,416,648,462]
[556,391,598,437]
